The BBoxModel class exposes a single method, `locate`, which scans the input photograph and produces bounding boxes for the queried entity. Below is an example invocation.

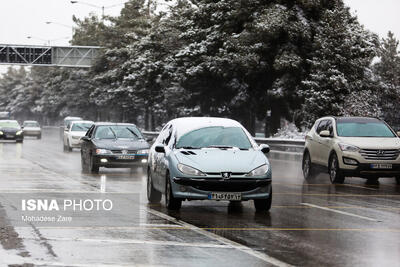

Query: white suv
[302,117,400,184]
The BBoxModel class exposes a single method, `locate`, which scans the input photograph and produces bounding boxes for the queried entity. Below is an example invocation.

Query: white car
[302,116,400,184]
[63,120,94,151]
[22,121,41,139]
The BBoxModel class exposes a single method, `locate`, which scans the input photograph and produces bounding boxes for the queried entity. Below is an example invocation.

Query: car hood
[93,139,149,150]
[337,137,400,149]
[0,127,20,133]
[174,149,267,173]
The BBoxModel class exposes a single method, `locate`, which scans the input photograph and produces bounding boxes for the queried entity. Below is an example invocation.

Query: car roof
[23,120,38,123]
[317,116,382,122]
[93,122,137,126]
[70,120,94,124]
[168,117,245,137]
[0,120,18,123]
[64,116,82,120]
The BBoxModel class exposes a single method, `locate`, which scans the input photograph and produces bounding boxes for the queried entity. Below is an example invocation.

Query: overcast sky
[1,0,399,74]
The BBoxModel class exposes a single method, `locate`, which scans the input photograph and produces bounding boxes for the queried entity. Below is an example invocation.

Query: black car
[0,120,24,143]
[81,122,150,173]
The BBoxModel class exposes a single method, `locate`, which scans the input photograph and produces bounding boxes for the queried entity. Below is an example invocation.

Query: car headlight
[246,164,269,176]
[0,131,3,135]
[16,131,23,135]
[96,149,112,155]
[137,149,149,155]
[338,143,359,152]
[177,163,206,176]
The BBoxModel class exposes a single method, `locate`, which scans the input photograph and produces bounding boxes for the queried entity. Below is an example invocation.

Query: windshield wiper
[177,146,200,149]
[126,128,143,139]
[109,127,118,139]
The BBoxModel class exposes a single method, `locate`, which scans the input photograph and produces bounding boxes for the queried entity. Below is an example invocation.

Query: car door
[81,125,95,163]
[319,119,335,167]
[158,124,174,192]
[152,124,169,190]
[312,120,329,165]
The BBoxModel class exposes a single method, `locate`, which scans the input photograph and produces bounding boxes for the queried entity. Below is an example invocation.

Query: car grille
[111,150,137,154]
[359,149,400,160]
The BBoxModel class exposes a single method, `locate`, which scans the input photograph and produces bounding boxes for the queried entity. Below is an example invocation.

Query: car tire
[165,173,181,210]
[89,155,99,174]
[16,139,23,143]
[147,170,161,203]
[329,153,345,184]
[302,151,314,180]
[396,176,400,185]
[254,187,272,212]
[81,153,88,173]
[67,140,73,152]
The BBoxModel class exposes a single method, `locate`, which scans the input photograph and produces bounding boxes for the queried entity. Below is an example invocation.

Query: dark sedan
[0,120,24,143]
[81,123,150,173]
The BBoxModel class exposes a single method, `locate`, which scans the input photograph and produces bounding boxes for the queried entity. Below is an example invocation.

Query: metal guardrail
[141,131,305,153]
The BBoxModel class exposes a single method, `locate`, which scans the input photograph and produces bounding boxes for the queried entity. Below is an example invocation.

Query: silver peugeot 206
[147,117,271,211]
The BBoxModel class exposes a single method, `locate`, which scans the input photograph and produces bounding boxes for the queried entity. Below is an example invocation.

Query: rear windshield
[336,120,395,137]
[24,122,39,127]
[176,126,252,149]
[94,125,144,140]
[0,121,20,129]
[71,122,93,132]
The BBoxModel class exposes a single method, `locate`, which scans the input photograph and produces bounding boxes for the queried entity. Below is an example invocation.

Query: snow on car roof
[70,120,94,124]
[170,117,245,138]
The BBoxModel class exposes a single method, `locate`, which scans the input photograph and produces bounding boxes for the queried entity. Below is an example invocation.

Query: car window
[337,121,395,137]
[316,120,327,134]
[94,125,144,140]
[156,124,170,144]
[176,126,252,149]
[71,122,93,132]
[163,125,173,145]
[24,122,39,127]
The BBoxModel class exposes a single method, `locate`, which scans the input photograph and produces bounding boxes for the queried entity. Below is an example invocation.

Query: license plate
[117,155,135,160]
[208,192,242,201]
[370,164,392,169]
[5,135,13,138]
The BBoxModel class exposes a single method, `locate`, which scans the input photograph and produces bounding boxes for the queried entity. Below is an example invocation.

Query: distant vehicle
[147,117,272,211]
[80,122,150,173]
[0,112,10,120]
[22,120,41,139]
[303,116,400,185]
[0,120,24,143]
[63,120,94,151]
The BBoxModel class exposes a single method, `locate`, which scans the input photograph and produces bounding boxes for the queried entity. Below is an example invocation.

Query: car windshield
[94,125,144,140]
[64,118,82,126]
[336,120,395,137]
[176,126,252,149]
[24,122,39,127]
[71,123,92,132]
[0,121,20,129]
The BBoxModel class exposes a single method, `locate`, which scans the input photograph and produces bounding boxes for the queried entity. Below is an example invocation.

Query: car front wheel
[329,153,345,184]
[165,173,181,210]
[147,170,161,203]
[89,155,99,174]
[254,187,272,212]
[302,151,314,180]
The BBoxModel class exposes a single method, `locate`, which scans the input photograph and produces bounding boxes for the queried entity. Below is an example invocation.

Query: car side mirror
[81,136,90,142]
[21,126,24,129]
[155,145,165,153]
[320,130,331,138]
[259,144,270,154]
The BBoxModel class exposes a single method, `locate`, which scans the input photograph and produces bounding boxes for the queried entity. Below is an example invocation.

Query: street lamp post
[70,1,125,18]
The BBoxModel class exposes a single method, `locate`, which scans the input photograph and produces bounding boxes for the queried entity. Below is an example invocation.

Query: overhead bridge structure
[0,44,100,68]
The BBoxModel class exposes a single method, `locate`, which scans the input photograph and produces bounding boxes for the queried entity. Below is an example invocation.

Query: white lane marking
[139,223,183,227]
[301,203,381,222]
[343,184,378,191]
[146,208,293,267]
[24,237,231,249]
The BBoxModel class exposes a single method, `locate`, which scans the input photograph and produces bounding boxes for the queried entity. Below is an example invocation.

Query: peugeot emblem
[221,172,231,179]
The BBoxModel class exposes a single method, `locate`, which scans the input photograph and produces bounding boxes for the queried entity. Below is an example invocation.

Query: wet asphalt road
[0,128,400,266]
